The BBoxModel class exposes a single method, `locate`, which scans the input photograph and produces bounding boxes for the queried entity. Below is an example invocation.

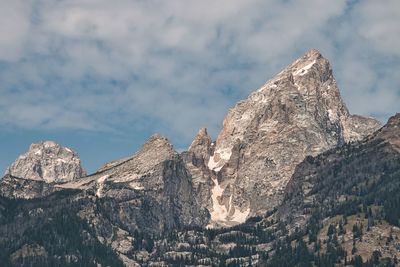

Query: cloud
[0,0,399,147]
[0,0,31,61]
[354,0,400,57]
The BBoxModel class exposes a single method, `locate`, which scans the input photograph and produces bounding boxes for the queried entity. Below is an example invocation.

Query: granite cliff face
[202,49,381,226]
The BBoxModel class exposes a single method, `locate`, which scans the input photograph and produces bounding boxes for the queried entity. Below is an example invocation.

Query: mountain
[1,49,398,266]
[5,140,86,183]
[60,134,209,232]
[194,49,381,226]
[0,135,209,266]
[1,141,86,199]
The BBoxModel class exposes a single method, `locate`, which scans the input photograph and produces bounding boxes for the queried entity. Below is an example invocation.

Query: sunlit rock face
[5,141,86,183]
[202,49,381,226]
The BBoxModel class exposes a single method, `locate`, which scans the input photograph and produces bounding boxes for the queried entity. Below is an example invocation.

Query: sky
[0,0,399,174]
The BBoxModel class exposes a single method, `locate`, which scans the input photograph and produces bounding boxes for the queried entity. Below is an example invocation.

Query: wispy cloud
[0,0,399,147]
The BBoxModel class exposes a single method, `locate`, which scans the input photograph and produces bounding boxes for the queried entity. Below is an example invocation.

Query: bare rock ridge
[5,141,86,183]
[202,49,381,226]
[61,133,209,233]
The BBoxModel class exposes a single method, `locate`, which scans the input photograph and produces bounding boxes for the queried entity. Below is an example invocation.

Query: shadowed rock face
[181,128,215,215]
[4,141,86,183]
[60,134,210,234]
[200,49,381,226]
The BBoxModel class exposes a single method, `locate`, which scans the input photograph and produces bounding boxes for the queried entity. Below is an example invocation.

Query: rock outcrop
[4,141,86,183]
[205,49,381,226]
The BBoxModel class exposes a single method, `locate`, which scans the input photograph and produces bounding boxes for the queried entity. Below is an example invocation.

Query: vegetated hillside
[0,190,124,267]
[274,113,400,266]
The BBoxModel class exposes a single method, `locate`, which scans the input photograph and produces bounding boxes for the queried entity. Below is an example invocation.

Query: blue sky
[1,0,399,174]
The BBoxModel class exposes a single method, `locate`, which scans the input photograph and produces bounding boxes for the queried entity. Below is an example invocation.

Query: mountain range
[0,49,399,267]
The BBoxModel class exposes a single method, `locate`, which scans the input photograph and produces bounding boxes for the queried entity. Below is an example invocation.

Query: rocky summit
[1,49,399,267]
[5,140,86,183]
[201,49,381,226]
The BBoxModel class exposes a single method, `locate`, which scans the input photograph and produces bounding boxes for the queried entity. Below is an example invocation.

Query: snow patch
[208,176,249,227]
[129,181,144,190]
[293,60,316,76]
[43,141,57,148]
[96,175,109,197]
[207,157,219,170]
[328,109,339,122]
[209,178,229,222]
[230,207,250,223]
[207,149,232,172]
[56,158,67,164]
[34,150,42,156]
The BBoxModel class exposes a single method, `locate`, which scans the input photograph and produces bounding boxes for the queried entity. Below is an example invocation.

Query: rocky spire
[182,128,215,218]
[188,127,213,163]
[4,141,86,183]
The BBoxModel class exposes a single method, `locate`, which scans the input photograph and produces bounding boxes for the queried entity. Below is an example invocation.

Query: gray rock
[4,141,86,183]
[65,134,210,234]
[0,175,62,199]
[204,49,381,226]
[181,128,215,213]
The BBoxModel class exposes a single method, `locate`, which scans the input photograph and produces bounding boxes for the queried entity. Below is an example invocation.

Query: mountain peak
[206,49,381,224]
[289,49,331,80]
[5,141,86,183]
[303,48,322,59]
[187,127,213,165]
[143,133,175,154]
[189,128,211,150]
[197,127,209,137]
